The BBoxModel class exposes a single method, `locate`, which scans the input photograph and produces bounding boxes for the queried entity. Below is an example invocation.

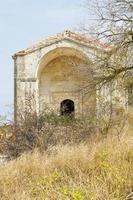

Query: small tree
[82,0,133,88]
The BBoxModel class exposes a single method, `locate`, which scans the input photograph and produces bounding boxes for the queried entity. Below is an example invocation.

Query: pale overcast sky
[0,0,88,118]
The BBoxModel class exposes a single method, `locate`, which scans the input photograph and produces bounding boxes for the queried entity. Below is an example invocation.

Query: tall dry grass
[0,125,133,200]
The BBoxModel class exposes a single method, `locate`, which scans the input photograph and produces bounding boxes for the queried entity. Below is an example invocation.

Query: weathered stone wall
[14,37,129,120]
[14,39,98,118]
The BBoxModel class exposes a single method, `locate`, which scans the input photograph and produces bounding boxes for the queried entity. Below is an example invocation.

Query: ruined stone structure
[13,31,131,120]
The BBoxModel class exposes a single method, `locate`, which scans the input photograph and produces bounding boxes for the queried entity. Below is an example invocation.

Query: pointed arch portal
[36,47,96,116]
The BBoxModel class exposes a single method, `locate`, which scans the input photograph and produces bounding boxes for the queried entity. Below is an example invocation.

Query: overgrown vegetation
[0,105,132,200]
[0,97,132,200]
[0,104,130,159]
[0,122,133,200]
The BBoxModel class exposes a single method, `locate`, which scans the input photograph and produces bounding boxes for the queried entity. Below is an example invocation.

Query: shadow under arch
[35,47,89,79]
[60,99,75,116]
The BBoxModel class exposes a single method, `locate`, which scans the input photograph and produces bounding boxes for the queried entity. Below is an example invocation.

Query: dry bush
[0,126,132,200]
[2,112,99,158]
[97,104,128,139]
[0,102,130,158]
[0,93,131,159]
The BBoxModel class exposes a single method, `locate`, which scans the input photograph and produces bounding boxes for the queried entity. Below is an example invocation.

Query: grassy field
[0,124,133,200]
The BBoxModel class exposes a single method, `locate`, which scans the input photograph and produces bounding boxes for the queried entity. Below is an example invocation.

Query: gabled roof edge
[13,30,110,57]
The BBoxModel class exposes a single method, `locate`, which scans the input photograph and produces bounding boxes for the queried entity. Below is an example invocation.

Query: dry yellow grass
[0,126,133,200]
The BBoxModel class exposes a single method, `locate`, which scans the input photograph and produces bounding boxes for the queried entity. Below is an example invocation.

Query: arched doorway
[36,47,96,116]
[60,99,75,116]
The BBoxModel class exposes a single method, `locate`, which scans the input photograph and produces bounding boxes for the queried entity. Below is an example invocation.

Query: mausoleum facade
[13,31,131,120]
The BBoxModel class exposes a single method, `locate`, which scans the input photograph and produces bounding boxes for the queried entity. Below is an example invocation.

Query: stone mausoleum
[13,31,131,120]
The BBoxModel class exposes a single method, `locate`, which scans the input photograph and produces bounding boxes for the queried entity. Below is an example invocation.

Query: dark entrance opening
[60,99,75,116]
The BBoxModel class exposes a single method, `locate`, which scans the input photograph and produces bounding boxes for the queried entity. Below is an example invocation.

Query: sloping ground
[0,127,133,200]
